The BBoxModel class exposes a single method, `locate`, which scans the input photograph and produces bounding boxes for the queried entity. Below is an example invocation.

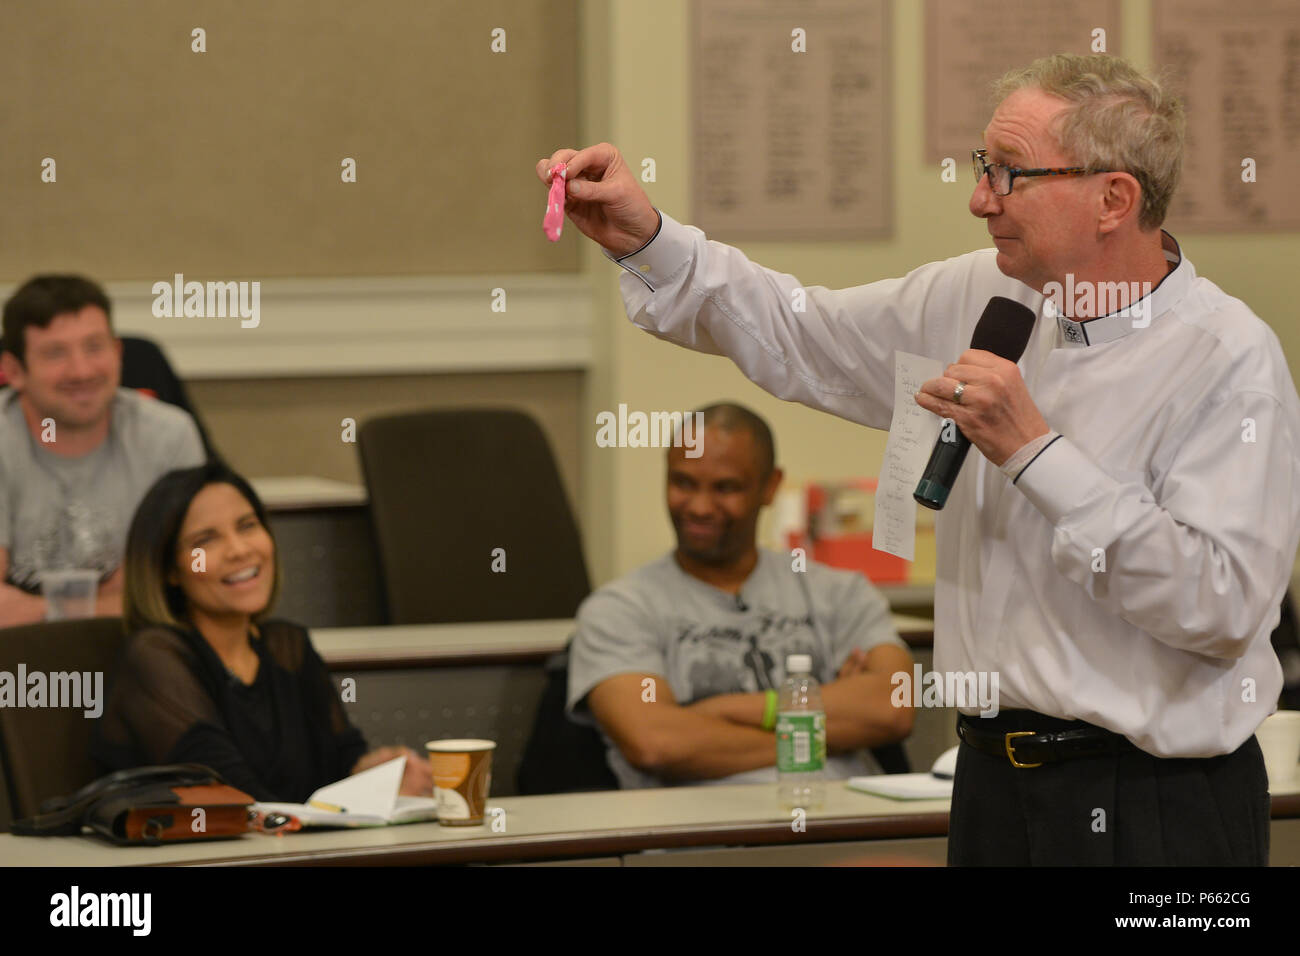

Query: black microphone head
[969,296,1036,362]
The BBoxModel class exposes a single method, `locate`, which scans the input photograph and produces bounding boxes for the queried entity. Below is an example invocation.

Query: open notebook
[254,755,439,827]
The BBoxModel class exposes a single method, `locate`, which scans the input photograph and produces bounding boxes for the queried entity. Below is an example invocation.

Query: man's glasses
[972,148,1106,196]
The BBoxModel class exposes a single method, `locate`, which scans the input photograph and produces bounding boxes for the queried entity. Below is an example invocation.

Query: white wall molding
[2,275,596,379]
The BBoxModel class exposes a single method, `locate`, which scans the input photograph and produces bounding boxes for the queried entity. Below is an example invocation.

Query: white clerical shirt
[605,210,1300,758]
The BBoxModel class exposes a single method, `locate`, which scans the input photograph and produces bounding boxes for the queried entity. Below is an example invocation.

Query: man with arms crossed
[541,54,1300,864]
[567,402,914,789]
[0,275,206,626]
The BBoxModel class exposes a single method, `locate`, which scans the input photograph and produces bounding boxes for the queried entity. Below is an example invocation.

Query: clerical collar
[1047,231,1184,348]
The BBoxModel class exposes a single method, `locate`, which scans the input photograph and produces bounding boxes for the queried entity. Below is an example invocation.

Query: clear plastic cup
[40,569,99,621]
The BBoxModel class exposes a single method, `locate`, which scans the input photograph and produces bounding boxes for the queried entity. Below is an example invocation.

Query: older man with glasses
[539,53,1300,865]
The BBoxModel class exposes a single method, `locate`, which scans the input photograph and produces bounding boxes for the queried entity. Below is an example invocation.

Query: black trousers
[947,711,1271,866]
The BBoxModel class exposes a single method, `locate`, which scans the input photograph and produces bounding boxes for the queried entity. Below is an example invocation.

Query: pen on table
[309,799,347,813]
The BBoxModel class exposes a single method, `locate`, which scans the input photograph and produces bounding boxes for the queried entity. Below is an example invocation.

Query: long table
[2,778,1297,867]
[7,614,1293,865]
[0,783,970,867]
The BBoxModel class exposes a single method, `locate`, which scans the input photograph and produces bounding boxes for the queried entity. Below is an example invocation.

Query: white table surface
[0,781,952,866]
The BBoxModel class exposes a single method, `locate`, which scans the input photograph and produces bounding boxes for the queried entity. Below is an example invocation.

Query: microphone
[913,296,1036,510]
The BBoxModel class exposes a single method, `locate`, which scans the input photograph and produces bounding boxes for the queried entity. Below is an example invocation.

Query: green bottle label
[776,712,826,773]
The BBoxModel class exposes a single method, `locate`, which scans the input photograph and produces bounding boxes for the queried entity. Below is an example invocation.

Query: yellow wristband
[761,689,779,731]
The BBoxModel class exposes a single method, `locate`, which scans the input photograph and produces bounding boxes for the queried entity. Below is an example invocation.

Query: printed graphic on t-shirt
[12,499,120,589]
[675,610,823,701]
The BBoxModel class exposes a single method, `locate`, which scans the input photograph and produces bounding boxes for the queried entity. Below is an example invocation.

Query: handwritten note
[873,351,944,561]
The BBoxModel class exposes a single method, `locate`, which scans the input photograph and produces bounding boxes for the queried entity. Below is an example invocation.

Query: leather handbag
[10,764,253,844]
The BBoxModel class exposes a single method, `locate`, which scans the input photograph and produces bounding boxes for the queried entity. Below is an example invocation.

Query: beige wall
[586,0,1300,586]
[1,0,580,279]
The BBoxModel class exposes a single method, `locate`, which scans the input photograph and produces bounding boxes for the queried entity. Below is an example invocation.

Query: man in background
[0,275,206,626]
[568,402,913,788]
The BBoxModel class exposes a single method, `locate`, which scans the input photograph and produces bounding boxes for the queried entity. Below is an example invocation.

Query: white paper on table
[255,755,423,827]
[845,773,953,800]
[872,351,945,561]
[308,754,405,818]
[255,754,440,827]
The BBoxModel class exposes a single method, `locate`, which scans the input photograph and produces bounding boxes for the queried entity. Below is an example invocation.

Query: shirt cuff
[999,430,1060,482]
[1012,434,1113,526]
[602,209,691,292]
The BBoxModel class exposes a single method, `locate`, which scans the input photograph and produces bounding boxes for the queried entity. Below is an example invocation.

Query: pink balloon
[543,163,567,242]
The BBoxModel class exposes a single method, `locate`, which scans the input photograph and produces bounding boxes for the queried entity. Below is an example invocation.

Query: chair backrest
[0,617,127,820]
[268,507,387,627]
[516,644,618,795]
[872,739,911,774]
[119,336,219,462]
[358,408,590,624]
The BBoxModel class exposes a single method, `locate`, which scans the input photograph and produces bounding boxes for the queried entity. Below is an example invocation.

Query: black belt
[957,713,1136,768]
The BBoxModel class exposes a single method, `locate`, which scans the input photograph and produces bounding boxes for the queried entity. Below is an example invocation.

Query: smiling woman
[89,462,433,802]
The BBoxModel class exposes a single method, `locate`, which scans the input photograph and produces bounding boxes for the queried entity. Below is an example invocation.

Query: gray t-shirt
[567,548,908,789]
[0,387,206,590]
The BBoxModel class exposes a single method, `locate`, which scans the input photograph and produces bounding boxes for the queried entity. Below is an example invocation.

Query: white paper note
[309,754,405,818]
[872,351,945,561]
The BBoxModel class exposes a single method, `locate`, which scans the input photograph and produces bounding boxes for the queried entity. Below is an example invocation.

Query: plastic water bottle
[776,654,826,811]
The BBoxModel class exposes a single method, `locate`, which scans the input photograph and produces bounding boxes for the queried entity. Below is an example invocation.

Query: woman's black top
[91,619,368,803]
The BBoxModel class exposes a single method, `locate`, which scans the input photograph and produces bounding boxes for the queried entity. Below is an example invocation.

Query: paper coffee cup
[426,739,496,825]
[1257,711,1300,788]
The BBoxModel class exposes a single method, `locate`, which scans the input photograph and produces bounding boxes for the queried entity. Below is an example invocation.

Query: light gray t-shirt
[567,548,908,789]
[0,388,206,590]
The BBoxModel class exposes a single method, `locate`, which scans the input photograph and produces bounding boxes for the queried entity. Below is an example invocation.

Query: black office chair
[873,740,911,774]
[357,408,591,624]
[516,642,619,795]
[119,336,219,462]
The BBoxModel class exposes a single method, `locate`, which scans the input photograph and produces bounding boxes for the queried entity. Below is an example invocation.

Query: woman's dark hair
[123,463,281,633]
